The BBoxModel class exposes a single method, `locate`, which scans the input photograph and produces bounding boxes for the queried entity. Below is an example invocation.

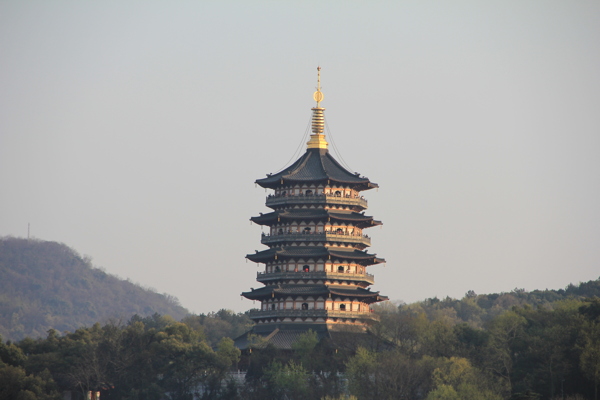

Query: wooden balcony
[266,194,368,209]
[261,232,371,247]
[256,270,375,285]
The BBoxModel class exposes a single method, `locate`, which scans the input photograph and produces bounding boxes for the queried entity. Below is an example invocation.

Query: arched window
[278,228,283,235]
[271,303,276,310]
[338,266,345,273]
[281,190,287,196]
[339,304,346,311]
[336,228,343,234]
[275,266,281,272]
[303,227,311,234]
[305,189,313,196]
[303,265,310,272]
[301,303,308,310]
[335,190,341,197]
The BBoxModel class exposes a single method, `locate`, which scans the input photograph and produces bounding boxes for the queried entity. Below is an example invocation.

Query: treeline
[395,279,600,329]
[2,294,599,399]
[0,237,189,340]
[0,313,243,400]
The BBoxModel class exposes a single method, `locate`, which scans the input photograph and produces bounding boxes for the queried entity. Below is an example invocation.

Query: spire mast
[314,66,323,108]
[307,66,328,149]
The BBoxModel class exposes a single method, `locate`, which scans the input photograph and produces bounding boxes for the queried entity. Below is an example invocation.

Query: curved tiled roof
[256,148,378,191]
[241,283,385,301]
[251,209,382,228]
[246,246,385,265]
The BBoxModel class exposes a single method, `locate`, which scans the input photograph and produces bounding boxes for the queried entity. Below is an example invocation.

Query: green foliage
[291,329,319,368]
[578,318,600,400]
[1,315,245,399]
[370,286,600,399]
[263,360,311,400]
[0,237,189,341]
[427,357,502,400]
[0,364,60,400]
[217,337,241,372]
[346,347,431,399]
[181,309,253,347]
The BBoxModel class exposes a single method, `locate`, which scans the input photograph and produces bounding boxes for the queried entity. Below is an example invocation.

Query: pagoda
[236,68,388,350]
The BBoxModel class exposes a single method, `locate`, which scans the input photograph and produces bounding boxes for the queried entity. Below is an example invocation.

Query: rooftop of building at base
[234,323,385,351]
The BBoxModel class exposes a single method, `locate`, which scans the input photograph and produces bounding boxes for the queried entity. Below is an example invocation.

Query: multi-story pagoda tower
[236,68,388,349]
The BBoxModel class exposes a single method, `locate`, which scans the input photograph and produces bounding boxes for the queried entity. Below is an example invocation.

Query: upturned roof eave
[256,177,377,191]
[250,210,380,226]
[241,285,384,301]
[245,248,384,265]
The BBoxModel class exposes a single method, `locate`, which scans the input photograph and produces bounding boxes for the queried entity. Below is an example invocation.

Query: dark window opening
[301,303,308,310]
[340,304,346,311]
[338,266,345,273]
[303,265,310,272]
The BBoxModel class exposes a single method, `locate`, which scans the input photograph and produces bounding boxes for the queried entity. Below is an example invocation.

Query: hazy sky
[1,1,599,315]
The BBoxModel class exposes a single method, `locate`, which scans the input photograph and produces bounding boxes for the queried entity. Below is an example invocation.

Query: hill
[0,237,189,341]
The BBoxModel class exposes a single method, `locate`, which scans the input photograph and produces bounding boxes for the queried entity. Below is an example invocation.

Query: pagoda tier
[242,284,385,325]
[265,192,369,212]
[236,68,388,349]
[255,270,376,286]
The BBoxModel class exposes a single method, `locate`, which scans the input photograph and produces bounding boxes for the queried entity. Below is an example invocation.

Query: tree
[426,357,501,400]
[346,347,429,400]
[263,361,311,400]
[0,364,60,400]
[346,347,377,399]
[579,320,600,400]
[484,310,526,396]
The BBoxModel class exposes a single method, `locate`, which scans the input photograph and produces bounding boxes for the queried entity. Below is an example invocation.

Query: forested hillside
[0,237,189,341]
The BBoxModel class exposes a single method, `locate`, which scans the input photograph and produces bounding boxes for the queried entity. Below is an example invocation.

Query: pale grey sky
[1,1,599,314]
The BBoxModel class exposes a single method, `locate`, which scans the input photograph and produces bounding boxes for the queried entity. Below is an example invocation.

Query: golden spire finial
[307,66,328,149]
[313,66,324,107]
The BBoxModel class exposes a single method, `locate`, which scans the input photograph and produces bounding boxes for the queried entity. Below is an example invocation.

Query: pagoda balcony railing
[266,193,368,209]
[247,309,380,321]
[257,270,375,285]
[261,232,371,247]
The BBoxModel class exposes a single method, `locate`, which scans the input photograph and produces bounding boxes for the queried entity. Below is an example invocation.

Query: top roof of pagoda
[255,148,378,191]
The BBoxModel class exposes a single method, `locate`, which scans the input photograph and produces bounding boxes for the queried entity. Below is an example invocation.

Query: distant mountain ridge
[0,237,189,341]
